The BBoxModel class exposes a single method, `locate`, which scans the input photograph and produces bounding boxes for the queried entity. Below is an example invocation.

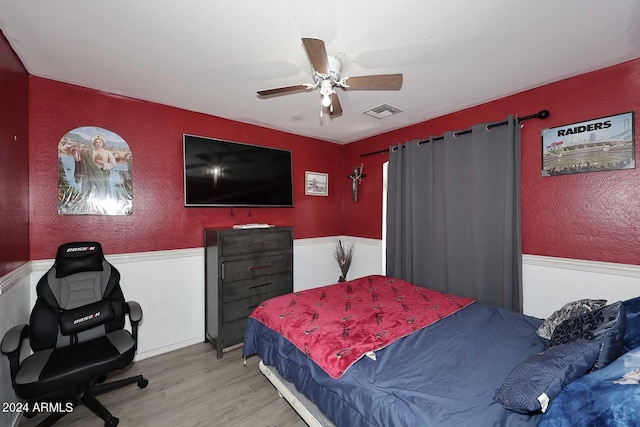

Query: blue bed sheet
[244,302,548,427]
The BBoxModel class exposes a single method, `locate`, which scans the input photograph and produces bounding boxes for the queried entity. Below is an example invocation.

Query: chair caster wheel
[96,375,107,384]
[137,378,149,388]
[105,415,119,427]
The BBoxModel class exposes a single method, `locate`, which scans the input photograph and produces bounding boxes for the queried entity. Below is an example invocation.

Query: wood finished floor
[18,343,306,427]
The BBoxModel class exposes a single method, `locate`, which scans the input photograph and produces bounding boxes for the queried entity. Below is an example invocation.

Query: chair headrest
[54,242,105,278]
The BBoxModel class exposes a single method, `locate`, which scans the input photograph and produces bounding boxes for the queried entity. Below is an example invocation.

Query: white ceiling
[1,1,640,144]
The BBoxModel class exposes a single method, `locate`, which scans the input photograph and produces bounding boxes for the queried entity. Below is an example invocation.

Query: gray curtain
[386,116,522,312]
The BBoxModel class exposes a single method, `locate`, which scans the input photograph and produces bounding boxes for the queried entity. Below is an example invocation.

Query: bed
[243,275,640,427]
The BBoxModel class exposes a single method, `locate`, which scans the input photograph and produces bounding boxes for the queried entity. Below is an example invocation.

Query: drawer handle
[249,264,272,271]
[247,304,260,309]
[249,282,271,290]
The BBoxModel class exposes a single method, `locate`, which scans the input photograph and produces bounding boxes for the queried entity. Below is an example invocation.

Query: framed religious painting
[58,126,133,215]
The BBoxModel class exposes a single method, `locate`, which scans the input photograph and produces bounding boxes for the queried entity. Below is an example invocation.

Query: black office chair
[1,242,148,427]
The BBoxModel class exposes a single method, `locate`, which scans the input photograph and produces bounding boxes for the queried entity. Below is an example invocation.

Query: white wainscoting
[29,249,206,362]
[3,240,638,370]
[522,254,640,318]
[0,263,31,427]
[294,236,383,291]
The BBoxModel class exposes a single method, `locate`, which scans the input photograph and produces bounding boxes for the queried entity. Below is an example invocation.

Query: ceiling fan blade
[330,92,342,116]
[257,84,310,97]
[302,38,329,75]
[343,73,403,90]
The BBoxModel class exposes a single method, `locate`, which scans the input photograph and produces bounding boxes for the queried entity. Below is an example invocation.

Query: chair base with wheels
[22,373,150,427]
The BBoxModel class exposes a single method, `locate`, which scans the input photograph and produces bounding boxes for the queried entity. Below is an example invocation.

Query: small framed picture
[305,171,328,196]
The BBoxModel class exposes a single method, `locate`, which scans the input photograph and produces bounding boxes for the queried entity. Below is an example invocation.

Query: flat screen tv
[183,134,294,207]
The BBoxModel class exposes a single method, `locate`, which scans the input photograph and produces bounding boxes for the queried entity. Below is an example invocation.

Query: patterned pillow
[494,339,601,414]
[536,299,607,340]
[550,302,626,370]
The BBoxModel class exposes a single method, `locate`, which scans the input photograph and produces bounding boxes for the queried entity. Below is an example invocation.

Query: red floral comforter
[249,275,474,378]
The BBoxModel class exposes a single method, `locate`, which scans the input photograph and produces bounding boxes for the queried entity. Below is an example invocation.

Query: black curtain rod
[359,109,550,158]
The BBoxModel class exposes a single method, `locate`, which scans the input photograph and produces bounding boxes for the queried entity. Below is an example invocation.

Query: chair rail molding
[523,254,640,278]
[0,261,31,295]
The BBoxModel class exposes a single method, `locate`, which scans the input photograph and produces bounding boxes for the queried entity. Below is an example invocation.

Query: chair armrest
[1,324,29,356]
[1,324,29,387]
[126,301,143,323]
[125,301,142,351]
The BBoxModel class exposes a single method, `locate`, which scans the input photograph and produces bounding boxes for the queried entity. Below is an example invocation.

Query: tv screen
[183,134,294,207]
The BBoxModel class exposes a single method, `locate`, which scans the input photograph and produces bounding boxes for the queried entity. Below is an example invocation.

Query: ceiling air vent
[364,103,402,119]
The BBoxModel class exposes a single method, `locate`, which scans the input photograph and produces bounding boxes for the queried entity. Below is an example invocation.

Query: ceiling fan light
[322,93,332,108]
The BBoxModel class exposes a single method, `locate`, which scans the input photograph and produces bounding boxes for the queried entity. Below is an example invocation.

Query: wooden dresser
[204,226,293,358]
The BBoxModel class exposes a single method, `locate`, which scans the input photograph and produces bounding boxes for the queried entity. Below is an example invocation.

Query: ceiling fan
[257,38,403,117]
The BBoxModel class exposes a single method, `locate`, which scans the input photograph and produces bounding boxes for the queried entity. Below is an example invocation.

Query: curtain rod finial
[537,110,550,120]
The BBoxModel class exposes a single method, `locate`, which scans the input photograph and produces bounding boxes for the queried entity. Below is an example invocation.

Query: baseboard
[134,336,204,362]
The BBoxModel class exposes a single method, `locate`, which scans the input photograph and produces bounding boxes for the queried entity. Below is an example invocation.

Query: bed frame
[258,361,335,427]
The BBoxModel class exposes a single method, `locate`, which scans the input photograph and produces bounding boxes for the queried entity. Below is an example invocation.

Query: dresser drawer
[222,317,247,345]
[220,229,292,257]
[222,271,292,303]
[268,253,293,274]
[263,230,293,252]
[222,253,292,282]
[222,275,269,302]
[220,233,267,257]
[266,271,293,294]
[223,257,271,282]
[223,293,266,323]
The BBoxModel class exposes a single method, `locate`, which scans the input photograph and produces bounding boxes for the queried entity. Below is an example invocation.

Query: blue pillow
[494,339,601,414]
[550,301,626,370]
[622,296,640,353]
[539,345,640,427]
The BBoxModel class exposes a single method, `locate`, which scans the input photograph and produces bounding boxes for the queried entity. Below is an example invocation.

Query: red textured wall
[22,59,640,265]
[0,32,29,277]
[28,78,345,259]
[342,59,640,265]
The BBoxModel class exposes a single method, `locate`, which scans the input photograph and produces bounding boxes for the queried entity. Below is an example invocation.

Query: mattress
[244,301,547,427]
[258,360,335,427]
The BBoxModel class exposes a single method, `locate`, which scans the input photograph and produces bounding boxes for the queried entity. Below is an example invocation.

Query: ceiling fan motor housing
[327,55,342,81]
